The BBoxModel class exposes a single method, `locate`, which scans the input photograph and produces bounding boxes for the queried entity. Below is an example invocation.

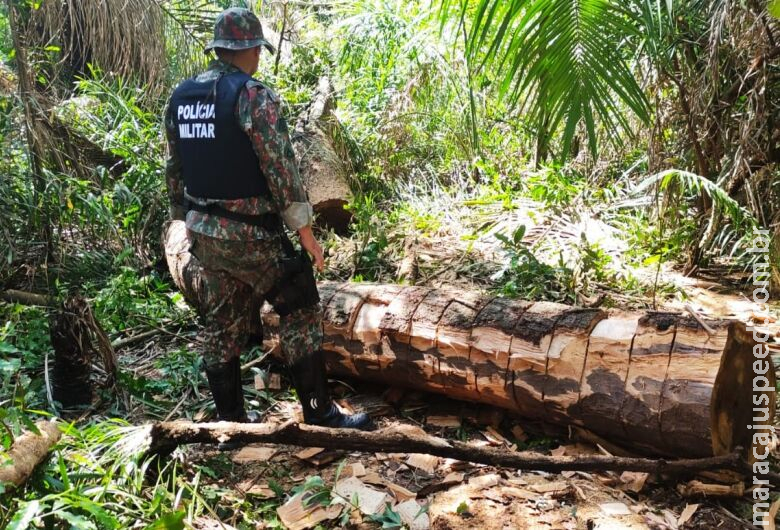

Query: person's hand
[298,225,324,272]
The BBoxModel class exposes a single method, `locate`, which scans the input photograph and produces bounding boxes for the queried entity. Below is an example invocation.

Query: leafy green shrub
[56,70,167,265]
[90,268,189,335]
[1,420,197,529]
[494,225,574,303]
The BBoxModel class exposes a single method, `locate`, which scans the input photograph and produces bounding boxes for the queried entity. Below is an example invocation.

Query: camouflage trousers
[187,229,323,369]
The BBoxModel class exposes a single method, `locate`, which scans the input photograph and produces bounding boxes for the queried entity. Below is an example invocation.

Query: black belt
[187,202,281,230]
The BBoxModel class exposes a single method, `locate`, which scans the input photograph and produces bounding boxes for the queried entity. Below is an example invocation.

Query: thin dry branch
[148,420,746,479]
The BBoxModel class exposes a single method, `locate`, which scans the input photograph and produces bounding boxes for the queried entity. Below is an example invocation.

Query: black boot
[289,350,373,430]
[205,357,261,450]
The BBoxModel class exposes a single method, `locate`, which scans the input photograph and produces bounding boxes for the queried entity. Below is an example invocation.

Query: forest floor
[109,258,779,530]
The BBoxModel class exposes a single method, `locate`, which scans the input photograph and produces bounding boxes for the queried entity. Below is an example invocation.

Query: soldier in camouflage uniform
[165,8,371,437]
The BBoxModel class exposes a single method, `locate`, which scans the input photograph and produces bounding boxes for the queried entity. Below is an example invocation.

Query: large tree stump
[164,221,772,459]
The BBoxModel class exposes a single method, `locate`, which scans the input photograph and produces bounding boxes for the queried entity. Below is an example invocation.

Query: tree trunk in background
[292,77,353,233]
[164,220,772,460]
[6,0,53,259]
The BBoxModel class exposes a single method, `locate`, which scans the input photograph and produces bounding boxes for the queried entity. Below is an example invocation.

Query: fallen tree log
[164,220,773,460]
[292,76,353,233]
[1,289,52,306]
[0,421,61,489]
[148,419,744,479]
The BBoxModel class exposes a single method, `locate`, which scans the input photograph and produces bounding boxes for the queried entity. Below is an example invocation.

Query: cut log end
[710,321,775,464]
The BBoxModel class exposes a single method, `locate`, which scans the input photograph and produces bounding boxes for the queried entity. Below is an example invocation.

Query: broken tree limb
[0,421,61,489]
[147,419,744,479]
[1,289,52,306]
[163,220,775,460]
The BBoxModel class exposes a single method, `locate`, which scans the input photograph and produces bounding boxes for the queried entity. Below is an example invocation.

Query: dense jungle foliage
[0,0,778,528]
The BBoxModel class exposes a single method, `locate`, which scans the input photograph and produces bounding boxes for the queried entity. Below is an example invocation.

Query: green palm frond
[634,169,755,228]
[440,0,651,158]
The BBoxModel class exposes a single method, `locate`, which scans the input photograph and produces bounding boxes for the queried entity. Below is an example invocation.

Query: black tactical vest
[170,71,271,200]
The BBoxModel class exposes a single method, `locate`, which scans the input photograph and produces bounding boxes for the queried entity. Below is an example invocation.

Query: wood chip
[277,493,342,530]
[268,373,282,390]
[619,471,649,493]
[231,445,277,464]
[396,500,430,530]
[254,373,266,390]
[426,415,461,428]
[549,446,567,457]
[500,486,537,501]
[362,472,384,486]
[677,504,699,527]
[236,481,276,498]
[386,482,416,502]
[511,425,528,442]
[599,502,632,516]
[295,447,325,461]
[443,472,464,484]
[677,480,745,497]
[349,462,366,477]
[468,473,500,489]
[530,481,570,497]
[333,477,390,515]
[406,454,438,474]
[482,427,509,446]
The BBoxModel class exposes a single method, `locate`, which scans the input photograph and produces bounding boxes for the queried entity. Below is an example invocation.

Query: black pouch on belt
[268,243,321,317]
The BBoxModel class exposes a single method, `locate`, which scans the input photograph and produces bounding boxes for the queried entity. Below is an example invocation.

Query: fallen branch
[0,421,61,489]
[148,420,744,478]
[111,328,161,349]
[1,289,52,306]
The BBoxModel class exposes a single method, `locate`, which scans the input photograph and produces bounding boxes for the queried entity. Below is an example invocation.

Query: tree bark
[0,421,61,489]
[148,419,745,479]
[1,289,52,306]
[292,77,353,233]
[164,220,773,460]
[6,0,53,258]
[49,296,118,408]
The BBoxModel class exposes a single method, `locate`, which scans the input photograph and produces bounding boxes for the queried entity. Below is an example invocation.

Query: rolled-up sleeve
[237,84,313,231]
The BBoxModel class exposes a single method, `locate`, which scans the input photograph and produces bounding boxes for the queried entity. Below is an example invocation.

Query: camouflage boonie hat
[205,7,276,54]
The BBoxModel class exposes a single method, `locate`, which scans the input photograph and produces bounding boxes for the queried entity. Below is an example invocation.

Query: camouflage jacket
[164,59,313,240]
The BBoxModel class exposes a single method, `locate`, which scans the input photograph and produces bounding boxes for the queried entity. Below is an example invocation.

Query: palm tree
[439,0,654,162]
